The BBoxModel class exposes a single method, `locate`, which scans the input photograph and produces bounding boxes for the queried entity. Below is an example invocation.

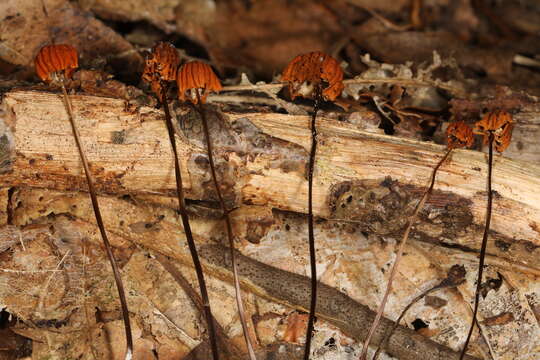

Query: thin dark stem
[359,149,452,360]
[303,92,321,360]
[374,265,466,360]
[372,263,467,360]
[161,90,220,360]
[60,84,133,360]
[459,133,494,360]
[372,284,443,360]
[195,93,257,360]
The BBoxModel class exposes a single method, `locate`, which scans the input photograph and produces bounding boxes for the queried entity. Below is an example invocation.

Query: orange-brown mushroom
[473,110,513,152]
[282,51,344,101]
[363,120,474,360]
[446,121,474,150]
[35,44,78,82]
[35,43,133,359]
[177,60,254,359]
[143,46,221,360]
[177,61,222,104]
[459,109,514,359]
[142,42,180,101]
[282,51,344,360]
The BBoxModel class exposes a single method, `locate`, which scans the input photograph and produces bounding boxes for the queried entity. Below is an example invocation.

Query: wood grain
[2,90,540,248]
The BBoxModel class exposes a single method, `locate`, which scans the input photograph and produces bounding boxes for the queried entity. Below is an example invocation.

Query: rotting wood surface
[0,90,539,359]
[2,91,540,246]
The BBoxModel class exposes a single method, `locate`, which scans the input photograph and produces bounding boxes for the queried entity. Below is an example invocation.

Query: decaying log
[1,90,539,359]
[2,90,540,246]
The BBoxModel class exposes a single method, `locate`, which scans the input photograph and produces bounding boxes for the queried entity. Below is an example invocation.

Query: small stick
[195,91,258,360]
[60,82,134,359]
[220,78,463,97]
[359,149,452,360]
[459,133,494,360]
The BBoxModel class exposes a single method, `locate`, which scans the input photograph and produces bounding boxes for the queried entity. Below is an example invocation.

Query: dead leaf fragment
[282,312,308,344]
[482,312,515,327]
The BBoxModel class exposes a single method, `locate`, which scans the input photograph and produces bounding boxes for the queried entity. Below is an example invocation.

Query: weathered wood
[2,90,540,248]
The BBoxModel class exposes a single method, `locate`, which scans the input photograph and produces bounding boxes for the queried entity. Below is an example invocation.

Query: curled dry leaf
[446,121,474,149]
[35,44,78,83]
[473,110,514,152]
[282,51,344,101]
[142,42,180,100]
[177,61,222,104]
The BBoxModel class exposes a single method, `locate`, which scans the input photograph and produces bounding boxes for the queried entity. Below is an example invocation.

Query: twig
[18,233,26,252]
[351,1,411,31]
[344,78,462,95]
[161,86,220,360]
[195,92,258,360]
[200,244,482,360]
[219,78,464,97]
[60,83,134,360]
[513,54,540,69]
[0,268,63,273]
[459,133,494,359]
[359,149,452,360]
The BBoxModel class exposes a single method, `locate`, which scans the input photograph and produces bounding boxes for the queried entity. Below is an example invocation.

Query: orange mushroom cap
[142,42,180,83]
[142,42,180,101]
[282,51,344,101]
[177,61,222,104]
[473,110,513,152]
[35,44,78,82]
[446,121,474,150]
